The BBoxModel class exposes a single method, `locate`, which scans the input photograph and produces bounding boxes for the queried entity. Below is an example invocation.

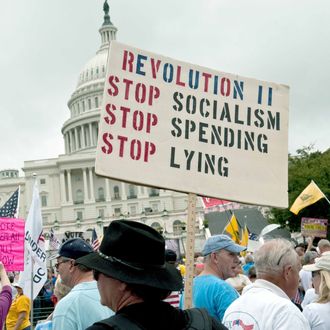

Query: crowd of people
[0,221,329,329]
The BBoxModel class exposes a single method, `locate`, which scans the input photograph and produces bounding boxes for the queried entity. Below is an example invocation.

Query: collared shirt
[52,280,114,330]
[223,279,310,329]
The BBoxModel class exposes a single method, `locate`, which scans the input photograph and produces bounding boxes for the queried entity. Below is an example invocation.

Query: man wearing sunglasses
[76,220,227,329]
[52,238,114,330]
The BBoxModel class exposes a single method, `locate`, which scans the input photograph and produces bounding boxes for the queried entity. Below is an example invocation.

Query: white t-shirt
[299,269,312,292]
[303,302,330,330]
[302,288,318,308]
[223,279,310,330]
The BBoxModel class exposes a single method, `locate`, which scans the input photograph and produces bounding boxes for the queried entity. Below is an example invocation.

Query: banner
[95,42,289,208]
[301,217,328,238]
[19,180,47,300]
[201,197,231,208]
[0,218,25,271]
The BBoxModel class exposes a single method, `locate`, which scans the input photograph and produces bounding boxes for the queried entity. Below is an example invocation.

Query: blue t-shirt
[193,274,239,321]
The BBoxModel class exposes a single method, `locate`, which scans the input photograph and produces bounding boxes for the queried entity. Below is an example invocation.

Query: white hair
[254,239,298,276]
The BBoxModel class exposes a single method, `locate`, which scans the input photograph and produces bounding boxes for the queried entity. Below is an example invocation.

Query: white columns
[121,182,127,200]
[67,170,73,203]
[89,123,93,146]
[70,130,75,152]
[138,185,148,198]
[89,167,95,202]
[81,126,85,148]
[60,171,66,203]
[83,168,88,203]
[74,127,79,150]
[105,178,111,201]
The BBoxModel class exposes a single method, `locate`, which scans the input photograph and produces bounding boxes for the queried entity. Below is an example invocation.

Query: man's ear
[282,264,292,280]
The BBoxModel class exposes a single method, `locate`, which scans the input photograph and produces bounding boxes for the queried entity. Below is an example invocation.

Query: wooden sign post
[183,193,197,309]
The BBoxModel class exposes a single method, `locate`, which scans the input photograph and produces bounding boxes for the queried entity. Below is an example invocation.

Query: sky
[0,0,329,174]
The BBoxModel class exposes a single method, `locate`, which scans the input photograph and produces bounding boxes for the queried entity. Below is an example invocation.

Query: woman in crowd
[302,253,330,329]
[6,283,31,330]
[0,262,12,328]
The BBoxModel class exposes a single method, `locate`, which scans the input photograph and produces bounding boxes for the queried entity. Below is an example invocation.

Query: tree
[268,146,330,235]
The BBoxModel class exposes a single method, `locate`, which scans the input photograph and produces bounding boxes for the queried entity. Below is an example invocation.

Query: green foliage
[268,146,330,234]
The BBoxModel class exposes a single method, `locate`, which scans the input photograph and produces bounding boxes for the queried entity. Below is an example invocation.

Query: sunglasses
[54,259,71,270]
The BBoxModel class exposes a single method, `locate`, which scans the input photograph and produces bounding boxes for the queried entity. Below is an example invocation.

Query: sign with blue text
[95,41,289,208]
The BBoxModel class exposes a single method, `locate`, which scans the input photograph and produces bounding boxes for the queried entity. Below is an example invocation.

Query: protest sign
[0,218,25,271]
[301,217,328,237]
[95,41,289,208]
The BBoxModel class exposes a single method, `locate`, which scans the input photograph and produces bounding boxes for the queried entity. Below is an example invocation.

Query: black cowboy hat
[76,220,183,291]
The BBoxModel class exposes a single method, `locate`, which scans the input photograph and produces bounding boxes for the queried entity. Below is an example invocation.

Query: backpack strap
[96,314,145,330]
[184,308,213,330]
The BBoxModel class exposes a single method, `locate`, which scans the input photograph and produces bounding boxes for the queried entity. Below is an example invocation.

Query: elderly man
[223,239,310,329]
[192,234,246,321]
[52,238,113,330]
[76,220,226,329]
[317,239,330,255]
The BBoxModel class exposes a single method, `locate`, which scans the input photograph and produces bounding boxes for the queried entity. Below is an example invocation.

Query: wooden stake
[183,192,197,309]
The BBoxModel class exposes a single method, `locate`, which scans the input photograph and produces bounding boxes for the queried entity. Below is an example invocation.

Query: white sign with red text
[95,41,289,208]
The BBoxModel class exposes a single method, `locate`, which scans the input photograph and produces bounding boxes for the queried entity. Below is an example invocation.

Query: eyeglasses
[276,248,291,266]
[55,260,70,270]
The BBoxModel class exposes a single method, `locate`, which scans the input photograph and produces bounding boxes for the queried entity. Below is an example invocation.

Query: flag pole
[313,180,330,205]
[30,257,34,327]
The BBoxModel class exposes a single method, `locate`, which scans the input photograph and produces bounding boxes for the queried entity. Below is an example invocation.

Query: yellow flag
[290,180,324,215]
[224,214,240,243]
[240,225,249,248]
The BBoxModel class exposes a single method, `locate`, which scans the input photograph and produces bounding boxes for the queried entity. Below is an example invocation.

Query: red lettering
[150,58,161,79]
[135,83,146,104]
[202,72,212,93]
[148,86,160,106]
[122,50,134,72]
[119,106,131,128]
[176,66,185,87]
[144,142,156,162]
[107,75,119,96]
[117,135,128,157]
[101,133,113,154]
[123,78,133,100]
[146,113,158,133]
[130,139,142,160]
[104,104,116,125]
[133,111,144,131]
[220,78,231,97]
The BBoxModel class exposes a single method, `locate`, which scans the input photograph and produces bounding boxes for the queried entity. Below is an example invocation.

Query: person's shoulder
[86,324,112,330]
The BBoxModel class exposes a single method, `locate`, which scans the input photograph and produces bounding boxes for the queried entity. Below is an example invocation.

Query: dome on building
[62,0,117,156]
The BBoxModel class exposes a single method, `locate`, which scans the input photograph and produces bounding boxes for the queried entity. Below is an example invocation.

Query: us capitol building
[0,2,207,254]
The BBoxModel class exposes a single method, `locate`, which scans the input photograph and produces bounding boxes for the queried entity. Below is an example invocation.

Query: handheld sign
[301,217,328,238]
[95,41,289,208]
[0,218,25,271]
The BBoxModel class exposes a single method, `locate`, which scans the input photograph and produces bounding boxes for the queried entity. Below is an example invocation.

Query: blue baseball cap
[52,238,93,260]
[202,234,246,256]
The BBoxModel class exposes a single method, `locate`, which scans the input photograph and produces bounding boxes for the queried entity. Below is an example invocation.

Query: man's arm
[13,311,27,330]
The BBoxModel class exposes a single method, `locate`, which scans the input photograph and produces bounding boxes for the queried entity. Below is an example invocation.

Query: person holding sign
[0,262,12,329]
[76,220,227,329]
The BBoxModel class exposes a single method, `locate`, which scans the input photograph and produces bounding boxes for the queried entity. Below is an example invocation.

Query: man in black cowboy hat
[76,220,227,330]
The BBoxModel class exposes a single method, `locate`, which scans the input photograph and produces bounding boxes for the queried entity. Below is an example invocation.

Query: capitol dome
[61,0,117,155]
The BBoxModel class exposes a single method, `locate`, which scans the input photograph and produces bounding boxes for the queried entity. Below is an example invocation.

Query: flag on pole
[224,214,240,244]
[18,180,47,300]
[240,225,249,248]
[0,187,19,218]
[49,228,60,251]
[290,180,325,215]
[91,228,101,251]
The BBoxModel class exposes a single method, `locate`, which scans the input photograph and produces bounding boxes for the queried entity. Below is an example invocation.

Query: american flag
[49,228,60,251]
[92,228,101,251]
[0,188,19,218]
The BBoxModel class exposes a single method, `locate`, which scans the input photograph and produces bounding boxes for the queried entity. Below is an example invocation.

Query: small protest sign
[95,41,289,208]
[301,217,328,238]
[0,218,25,271]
